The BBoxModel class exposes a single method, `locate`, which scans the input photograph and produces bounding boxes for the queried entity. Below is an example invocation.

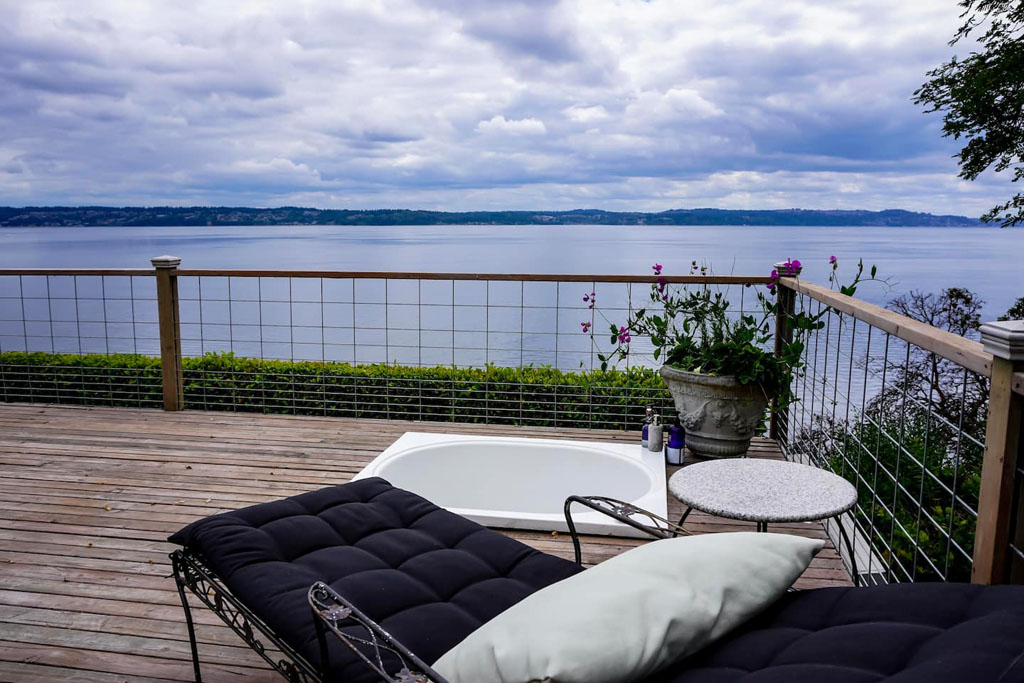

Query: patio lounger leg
[678,506,693,528]
[172,559,204,683]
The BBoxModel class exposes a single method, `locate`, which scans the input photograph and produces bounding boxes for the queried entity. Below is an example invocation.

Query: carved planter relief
[659,365,769,458]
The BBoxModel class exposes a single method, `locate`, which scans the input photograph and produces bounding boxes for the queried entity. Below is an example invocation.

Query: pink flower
[581,321,591,332]
[652,263,663,274]
[657,275,667,292]
[829,255,837,265]
[617,326,631,343]
[777,258,802,277]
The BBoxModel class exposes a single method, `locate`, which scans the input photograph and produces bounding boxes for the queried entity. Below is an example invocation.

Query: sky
[0,0,1012,215]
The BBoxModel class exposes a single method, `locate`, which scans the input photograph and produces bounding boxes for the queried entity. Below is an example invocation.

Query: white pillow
[432,532,823,683]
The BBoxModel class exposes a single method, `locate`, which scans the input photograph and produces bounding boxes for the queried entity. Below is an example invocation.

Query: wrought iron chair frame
[171,496,687,683]
[170,549,321,683]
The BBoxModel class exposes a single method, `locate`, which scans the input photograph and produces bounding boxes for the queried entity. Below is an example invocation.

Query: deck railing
[1,258,1021,587]
[0,258,767,429]
[774,275,1023,586]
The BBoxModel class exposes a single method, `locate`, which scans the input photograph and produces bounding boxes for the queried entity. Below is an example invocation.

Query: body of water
[1,224,1020,315]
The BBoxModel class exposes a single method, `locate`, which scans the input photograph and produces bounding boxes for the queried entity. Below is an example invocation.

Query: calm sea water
[1,224,1020,313]
[0,224,1020,368]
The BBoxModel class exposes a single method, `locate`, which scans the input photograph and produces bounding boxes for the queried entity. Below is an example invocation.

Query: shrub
[0,351,674,430]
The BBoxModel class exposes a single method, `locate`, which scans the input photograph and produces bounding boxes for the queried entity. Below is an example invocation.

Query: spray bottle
[641,406,653,448]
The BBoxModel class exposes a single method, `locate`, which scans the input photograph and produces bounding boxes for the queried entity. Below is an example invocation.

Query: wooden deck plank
[0,403,851,682]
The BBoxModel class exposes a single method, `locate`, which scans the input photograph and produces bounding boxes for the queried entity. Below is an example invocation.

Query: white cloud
[476,115,548,135]
[564,104,609,123]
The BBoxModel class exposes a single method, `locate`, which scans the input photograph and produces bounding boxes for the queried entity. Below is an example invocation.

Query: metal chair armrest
[308,582,451,683]
[563,495,690,565]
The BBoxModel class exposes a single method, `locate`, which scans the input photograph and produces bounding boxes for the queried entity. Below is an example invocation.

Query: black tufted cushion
[168,477,582,683]
[646,582,1024,682]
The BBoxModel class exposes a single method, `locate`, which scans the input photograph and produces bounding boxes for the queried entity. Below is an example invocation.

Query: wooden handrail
[0,267,771,285]
[779,277,993,378]
[175,270,772,284]
[0,268,155,276]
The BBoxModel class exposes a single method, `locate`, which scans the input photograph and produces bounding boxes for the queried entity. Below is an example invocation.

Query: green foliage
[998,295,1024,320]
[0,352,165,406]
[915,0,1024,227]
[810,406,981,582]
[0,351,673,429]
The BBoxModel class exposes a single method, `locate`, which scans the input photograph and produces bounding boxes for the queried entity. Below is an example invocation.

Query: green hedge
[0,351,673,429]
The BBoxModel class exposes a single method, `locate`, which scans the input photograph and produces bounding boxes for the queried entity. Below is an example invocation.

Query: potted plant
[584,257,875,458]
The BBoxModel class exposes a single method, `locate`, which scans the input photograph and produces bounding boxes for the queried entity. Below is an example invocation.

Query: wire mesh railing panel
[781,292,987,583]
[173,274,763,372]
[172,273,763,427]
[0,273,162,408]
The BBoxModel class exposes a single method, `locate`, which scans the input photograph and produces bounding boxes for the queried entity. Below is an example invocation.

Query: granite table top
[668,458,858,523]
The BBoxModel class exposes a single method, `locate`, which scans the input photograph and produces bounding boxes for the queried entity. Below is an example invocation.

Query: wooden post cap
[151,256,182,268]
[980,320,1024,362]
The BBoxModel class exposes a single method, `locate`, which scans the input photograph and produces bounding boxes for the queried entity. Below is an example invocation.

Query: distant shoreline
[0,206,985,228]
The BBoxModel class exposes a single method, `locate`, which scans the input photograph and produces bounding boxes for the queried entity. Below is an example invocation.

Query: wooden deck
[0,404,850,682]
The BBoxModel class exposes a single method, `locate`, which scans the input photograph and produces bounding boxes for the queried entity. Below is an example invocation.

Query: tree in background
[915,1,1024,227]
[879,288,989,469]
[998,296,1024,320]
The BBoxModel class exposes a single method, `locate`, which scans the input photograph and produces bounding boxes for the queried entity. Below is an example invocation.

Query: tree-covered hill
[0,206,984,227]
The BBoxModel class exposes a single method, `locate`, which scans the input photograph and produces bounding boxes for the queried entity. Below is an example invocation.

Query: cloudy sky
[0,0,1010,214]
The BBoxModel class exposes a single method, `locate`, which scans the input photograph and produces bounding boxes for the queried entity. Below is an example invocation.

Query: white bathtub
[354,432,667,537]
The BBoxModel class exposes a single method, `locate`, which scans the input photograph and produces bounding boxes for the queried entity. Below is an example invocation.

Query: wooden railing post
[152,256,183,411]
[972,320,1024,584]
[769,261,799,443]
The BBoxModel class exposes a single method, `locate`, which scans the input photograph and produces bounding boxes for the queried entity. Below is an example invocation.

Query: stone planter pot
[659,365,769,458]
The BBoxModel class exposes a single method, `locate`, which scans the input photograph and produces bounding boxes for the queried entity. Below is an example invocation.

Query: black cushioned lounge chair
[169,477,1024,683]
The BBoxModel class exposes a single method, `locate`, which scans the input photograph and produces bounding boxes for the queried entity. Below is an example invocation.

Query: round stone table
[669,458,860,582]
